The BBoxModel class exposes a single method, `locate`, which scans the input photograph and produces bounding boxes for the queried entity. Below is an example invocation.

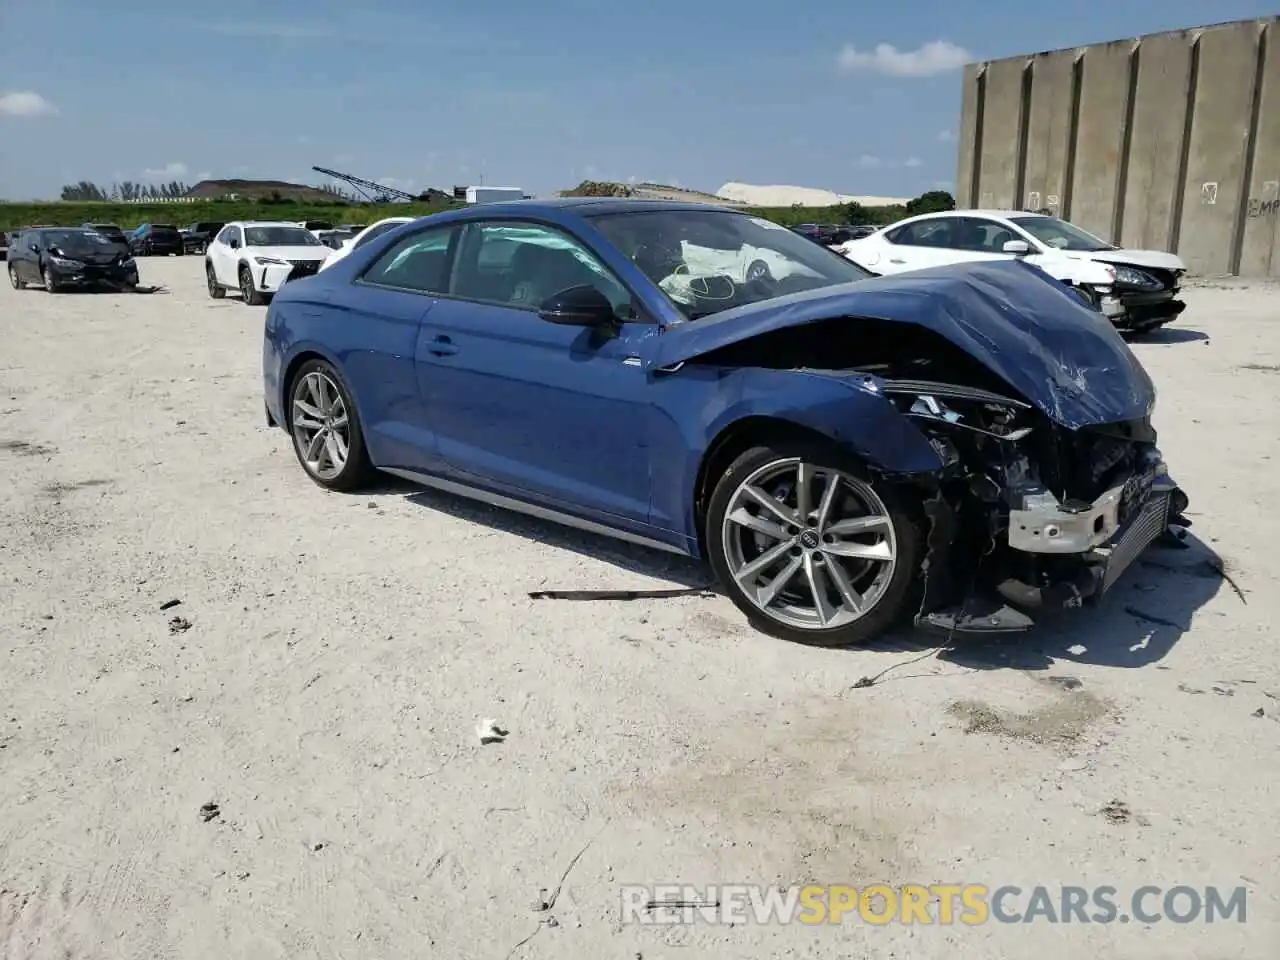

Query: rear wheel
[287,359,375,491]
[42,266,61,293]
[706,440,921,646]
[239,264,263,305]
[8,262,24,290]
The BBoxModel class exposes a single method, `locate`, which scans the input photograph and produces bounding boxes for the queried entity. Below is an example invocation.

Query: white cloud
[857,155,883,168]
[837,40,971,77]
[296,135,311,144]
[905,156,923,168]
[0,90,57,117]
[195,171,212,181]
[938,128,958,142]
[143,162,189,179]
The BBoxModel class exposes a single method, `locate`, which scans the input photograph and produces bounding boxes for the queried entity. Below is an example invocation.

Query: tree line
[60,181,192,201]
[58,181,355,202]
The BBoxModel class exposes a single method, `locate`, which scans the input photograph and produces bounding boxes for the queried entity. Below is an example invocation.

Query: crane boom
[311,166,418,203]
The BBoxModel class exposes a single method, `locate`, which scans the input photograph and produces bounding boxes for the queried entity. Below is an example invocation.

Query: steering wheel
[745,259,774,283]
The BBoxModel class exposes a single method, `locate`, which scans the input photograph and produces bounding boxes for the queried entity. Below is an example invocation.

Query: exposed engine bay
[696,315,1191,633]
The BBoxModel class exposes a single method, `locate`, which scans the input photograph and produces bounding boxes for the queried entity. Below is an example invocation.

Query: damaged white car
[838,210,1188,333]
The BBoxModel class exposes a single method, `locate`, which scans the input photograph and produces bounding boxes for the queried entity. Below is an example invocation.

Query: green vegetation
[0,199,462,232]
[0,190,955,234]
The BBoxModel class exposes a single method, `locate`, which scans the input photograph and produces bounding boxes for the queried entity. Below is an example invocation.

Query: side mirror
[1002,240,1031,255]
[229,238,240,249]
[538,285,617,327]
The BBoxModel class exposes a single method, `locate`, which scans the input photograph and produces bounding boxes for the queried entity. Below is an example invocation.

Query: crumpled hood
[1084,248,1187,272]
[649,259,1156,430]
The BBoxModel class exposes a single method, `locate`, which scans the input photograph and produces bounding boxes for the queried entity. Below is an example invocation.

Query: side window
[352,220,401,250]
[893,217,961,249]
[361,226,455,294]
[214,227,232,245]
[450,222,632,317]
[954,217,1018,253]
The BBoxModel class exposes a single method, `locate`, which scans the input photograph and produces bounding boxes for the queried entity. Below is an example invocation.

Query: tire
[705,440,922,646]
[42,265,61,293]
[8,262,24,290]
[206,261,225,299]
[286,359,375,492]
[239,264,263,305]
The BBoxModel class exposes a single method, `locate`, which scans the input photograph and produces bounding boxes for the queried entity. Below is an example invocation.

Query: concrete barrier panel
[1069,41,1135,239]
[1238,25,1280,277]
[1177,21,1263,274]
[974,58,1027,208]
[1022,51,1075,215]
[956,65,982,207]
[1121,33,1194,250]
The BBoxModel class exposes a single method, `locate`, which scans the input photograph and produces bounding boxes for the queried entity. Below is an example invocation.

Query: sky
[1,0,1277,201]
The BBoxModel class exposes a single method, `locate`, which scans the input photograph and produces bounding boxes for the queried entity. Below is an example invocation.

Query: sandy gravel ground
[1,259,1277,959]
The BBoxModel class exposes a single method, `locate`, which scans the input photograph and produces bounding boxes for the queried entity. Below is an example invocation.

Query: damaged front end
[877,379,1189,634]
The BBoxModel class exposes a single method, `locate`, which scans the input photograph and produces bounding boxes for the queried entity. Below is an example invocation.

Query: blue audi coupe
[261,199,1188,646]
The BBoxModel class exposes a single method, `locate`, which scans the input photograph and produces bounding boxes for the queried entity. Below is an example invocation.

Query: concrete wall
[956,17,1279,276]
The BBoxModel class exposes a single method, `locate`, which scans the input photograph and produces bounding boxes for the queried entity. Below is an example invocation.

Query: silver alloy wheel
[721,457,898,631]
[291,371,351,481]
[7,263,18,289]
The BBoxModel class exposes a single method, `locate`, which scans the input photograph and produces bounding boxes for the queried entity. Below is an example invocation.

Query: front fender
[648,366,944,542]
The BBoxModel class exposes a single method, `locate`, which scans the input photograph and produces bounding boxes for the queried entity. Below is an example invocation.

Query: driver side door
[415,219,657,531]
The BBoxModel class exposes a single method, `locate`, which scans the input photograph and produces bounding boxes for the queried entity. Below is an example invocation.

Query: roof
[429,197,746,219]
[906,209,1049,221]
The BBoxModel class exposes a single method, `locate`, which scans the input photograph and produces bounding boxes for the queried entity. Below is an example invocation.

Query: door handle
[889,258,906,264]
[426,335,457,357]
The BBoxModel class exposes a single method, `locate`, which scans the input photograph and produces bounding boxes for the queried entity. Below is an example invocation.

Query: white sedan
[837,210,1189,332]
[204,222,331,305]
[317,217,415,272]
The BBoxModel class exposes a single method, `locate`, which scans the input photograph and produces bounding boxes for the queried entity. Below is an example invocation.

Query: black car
[180,221,225,254]
[792,223,853,246]
[129,223,184,256]
[82,222,129,247]
[7,227,139,292]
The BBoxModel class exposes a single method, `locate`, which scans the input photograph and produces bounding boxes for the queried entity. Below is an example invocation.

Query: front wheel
[42,266,61,293]
[287,359,375,491]
[239,264,264,305]
[206,262,225,299]
[8,262,25,289]
[706,441,922,646]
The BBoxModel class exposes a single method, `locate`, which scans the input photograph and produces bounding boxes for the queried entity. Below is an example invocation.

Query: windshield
[1009,216,1115,252]
[46,230,124,255]
[245,226,322,247]
[589,209,872,320]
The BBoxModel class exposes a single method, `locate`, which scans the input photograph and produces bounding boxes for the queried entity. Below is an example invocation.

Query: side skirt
[381,467,692,558]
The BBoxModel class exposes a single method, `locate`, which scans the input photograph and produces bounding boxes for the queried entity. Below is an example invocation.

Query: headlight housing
[254,256,288,266]
[1110,265,1162,289]
[49,255,84,268]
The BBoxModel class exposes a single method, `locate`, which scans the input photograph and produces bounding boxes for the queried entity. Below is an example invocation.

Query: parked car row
[256,197,1190,647]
